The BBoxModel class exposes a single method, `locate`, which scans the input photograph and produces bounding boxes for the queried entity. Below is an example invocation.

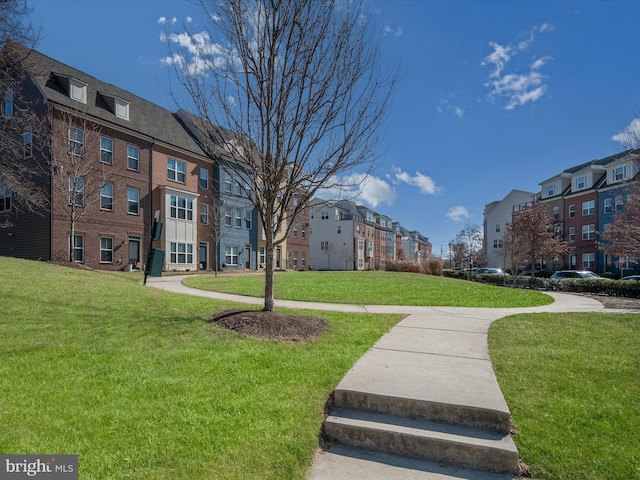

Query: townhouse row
[484,149,640,275]
[1,46,430,273]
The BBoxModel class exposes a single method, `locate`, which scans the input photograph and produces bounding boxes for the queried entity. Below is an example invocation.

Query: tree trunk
[264,240,275,311]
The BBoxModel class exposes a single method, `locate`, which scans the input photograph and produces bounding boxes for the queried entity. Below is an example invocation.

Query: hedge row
[385,259,444,276]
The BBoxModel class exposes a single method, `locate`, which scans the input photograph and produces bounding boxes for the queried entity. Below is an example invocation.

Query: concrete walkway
[146,275,605,479]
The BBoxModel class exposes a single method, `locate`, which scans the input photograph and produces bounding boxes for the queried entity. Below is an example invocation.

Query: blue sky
[28,0,640,254]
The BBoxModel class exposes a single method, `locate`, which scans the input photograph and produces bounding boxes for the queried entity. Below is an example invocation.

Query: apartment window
[128,188,140,214]
[568,226,575,241]
[100,183,114,210]
[582,224,595,240]
[235,180,242,196]
[235,208,242,228]
[69,78,87,103]
[575,175,587,190]
[569,204,575,218]
[603,198,612,214]
[244,210,252,229]
[69,127,84,156]
[337,225,342,234]
[493,239,503,248]
[582,200,595,216]
[293,251,298,268]
[547,184,555,196]
[355,225,360,235]
[127,145,139,171]
[224,208,232,227]
[100,237,114,263]
[301,252,306,267]
[225,245,239,265]
[199,168,208,189]
[615,196,624,212]
[100,137,113,164]
[0,185,11,212]
[495,224,500,233]
[301,224,306,239]
[321,211,329,220]
[582,252,595,269]
[69,176,84,206]
[3,89,13,117]
[168,158,186,183]
[553,206,559,215]
[614,165,627,181]
[72,234,84,262]
[259,246,266,267]
[23,129,33,158]
[170,195,193,220]
[200,203,208,224]
[224,173,232,193]
[170,242,194,264]
[321,241,328,251]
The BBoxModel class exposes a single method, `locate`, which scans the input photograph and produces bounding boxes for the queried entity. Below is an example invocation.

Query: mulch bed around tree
[212,309,328,342]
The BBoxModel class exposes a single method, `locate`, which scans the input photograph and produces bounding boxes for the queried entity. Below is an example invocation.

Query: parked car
[473,268,508,275]
[620,275,640,281]
[550,270,601,279]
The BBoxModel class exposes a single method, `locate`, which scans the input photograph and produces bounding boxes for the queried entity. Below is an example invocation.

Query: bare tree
[507,201,572,274]
[340,244,354,270]
[165,0,397,311]
[321,241,335,270]
[206,195,225,277]
[49,110,110,261]
[1,2,48,226]
[599,178,640,266]
[455,223,484,272]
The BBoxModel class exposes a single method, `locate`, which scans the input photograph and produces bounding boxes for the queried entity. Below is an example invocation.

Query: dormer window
[100,92,130,120]
[613,165,627,182]
[547,184,555,196]
[575,175,587,190]
[69,78,87,104]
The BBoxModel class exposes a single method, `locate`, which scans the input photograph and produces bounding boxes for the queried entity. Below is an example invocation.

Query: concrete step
[324,409,519,474]
[334,389,512,433]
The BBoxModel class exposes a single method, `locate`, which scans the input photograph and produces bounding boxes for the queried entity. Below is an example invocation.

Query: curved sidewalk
[146,275,605,479]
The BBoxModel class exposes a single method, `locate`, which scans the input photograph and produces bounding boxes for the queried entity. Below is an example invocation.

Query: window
[98,137,113,164]
[493,239,503,248]
[495,224,500,233]
[235,208,242,228]
[168,158,186,183]
[225,245,239,265]
[100,183,114,210]
[200,204,208,224]
[582,224,595,240]
[23,129,33,158]
[259,246,266,267]
[72,235,84,262]
[293,197,299,208]
[547,184,555,196]
[128,188,140,215]
[114,98,129,120]
[321,211,329,220]
[568,226,575,241]
[69,127,84,156]
[321,241,328,251]
[3,89,13,117]
[293,223,298,238]
[569,204,575,218]
[169,195,193,220]
[575,175,587,190]
[69,176,84,206]
[582,200,595,216]
[0,185,11,212]
[224,173,232,193]
[235,180,242,196]
[604,198,612,214]
[553,206,559,215]
[244,210,252,229]
[100,237,114,263]
[355,225,360,235]
[301,224,306,239]
[69,78,87,103]
[582,252,595,269]
[293,251,298,268]
[170,242,194,264]
[127,145,139,171]
[614,165,627,181]
[301,252,306,267]
[224,208,232,227]
[615,196,624,212]
[199,168,208,189]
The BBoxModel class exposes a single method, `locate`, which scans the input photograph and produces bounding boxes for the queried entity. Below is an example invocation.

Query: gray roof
[25,47,207,157]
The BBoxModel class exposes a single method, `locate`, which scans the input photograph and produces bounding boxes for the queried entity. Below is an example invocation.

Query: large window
[199,168,208,189]
[235,209,242,228]
[0,185,11,212]
[100,237,114,263]
[244,210,252,229]
[170,195,193,220]
[100,137,113,164]
[582,200,595,216]
[168,158,186,183]
[582,252,595,269]
[569,204,575,218]
[493,239,503,248]
[200,204,208,224]
[100,183,114,210]
[582,224,595,240]
[127,145,139,171]
[170,242,194,264]
[128,188,140,215]
[72,234,84,262]
[69,127,84,156]
[69,176,84,206]
[225,245,239,265]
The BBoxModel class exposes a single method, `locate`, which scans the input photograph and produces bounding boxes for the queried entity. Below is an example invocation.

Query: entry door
[245,244,252,269]
[128,239,140,262]
[199,243,207,270]
[276,247,281,269]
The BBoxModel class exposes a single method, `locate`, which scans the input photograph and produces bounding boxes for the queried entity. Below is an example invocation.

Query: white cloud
[186,16,192,23]
[160,30,229,75]
[437,96,465,118]
[611,118,640,144]
[447,206,471,222]
[392,167,443,195]
[482,24,553,110]
[316,173,396,208]
[158,17,167,25]
[382,24,403,37]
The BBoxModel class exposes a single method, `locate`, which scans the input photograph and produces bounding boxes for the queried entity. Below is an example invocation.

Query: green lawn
[0,257,400,479]
[184,270,553,307]
[489,313,640,479]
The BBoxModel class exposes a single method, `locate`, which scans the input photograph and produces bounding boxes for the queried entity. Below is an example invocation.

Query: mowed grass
[184,270,552,307]
[489,313,640,479]
[0,257,401,479]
